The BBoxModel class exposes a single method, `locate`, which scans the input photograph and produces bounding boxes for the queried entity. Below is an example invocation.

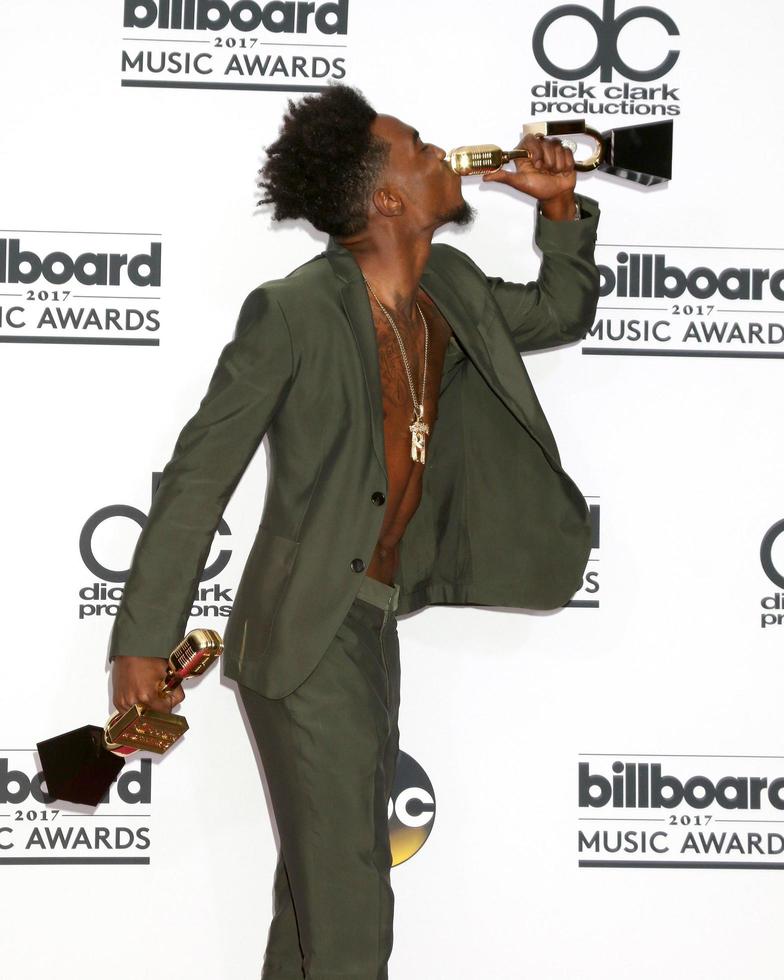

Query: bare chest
[363,287,454,581]
[369,288,453,456]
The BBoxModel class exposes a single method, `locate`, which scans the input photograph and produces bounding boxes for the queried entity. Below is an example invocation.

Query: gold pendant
[409,407,430,464]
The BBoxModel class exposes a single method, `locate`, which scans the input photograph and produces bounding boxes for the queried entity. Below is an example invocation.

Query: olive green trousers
[238,574,401,980]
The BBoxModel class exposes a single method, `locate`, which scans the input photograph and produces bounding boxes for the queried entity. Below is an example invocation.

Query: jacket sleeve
[483,193,601,353]
[107,285,294,663]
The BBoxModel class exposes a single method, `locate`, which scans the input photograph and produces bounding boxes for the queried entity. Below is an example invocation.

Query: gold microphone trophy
[444,118,673,185]
[36,629,223,807]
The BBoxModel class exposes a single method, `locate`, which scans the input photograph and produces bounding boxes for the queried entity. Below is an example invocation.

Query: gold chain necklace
[363,274,430,464]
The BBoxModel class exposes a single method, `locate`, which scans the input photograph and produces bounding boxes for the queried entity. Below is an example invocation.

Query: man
[109,83,600,979]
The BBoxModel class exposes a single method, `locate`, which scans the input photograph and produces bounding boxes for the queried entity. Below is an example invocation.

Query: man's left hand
[482,131,577,221]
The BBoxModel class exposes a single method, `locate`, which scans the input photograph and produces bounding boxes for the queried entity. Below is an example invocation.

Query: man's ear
[371,186,403,218]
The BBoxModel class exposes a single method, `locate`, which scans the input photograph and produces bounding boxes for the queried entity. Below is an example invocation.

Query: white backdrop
[3,1,784,978]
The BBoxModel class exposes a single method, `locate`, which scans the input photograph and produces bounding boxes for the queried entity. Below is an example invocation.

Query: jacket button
[350,558,365,573]
[371,491,386,506]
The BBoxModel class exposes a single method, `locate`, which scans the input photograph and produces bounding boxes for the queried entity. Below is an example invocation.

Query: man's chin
[438,199,477,228]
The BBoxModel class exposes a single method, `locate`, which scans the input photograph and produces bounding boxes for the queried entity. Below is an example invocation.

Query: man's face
[370,113,475,230]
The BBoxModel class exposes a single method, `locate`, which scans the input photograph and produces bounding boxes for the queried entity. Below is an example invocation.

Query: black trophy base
[37,724,125,807]
[599,119,673,185]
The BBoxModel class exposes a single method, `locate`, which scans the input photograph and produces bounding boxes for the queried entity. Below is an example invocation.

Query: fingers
[522,132,546,169]
[482,166,512,184]
[149,685,185,714]
[483,133,576,184]
[536,136,575,175]
[166,686,186,711]
[149,684,186,714]
[112,683,185,715]
[520,132,575,173]
[111,655,183,715]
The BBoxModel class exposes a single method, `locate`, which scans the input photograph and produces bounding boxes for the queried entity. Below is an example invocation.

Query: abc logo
[388,751,436,866]
[761,519,784,589]
[532,0,680,82]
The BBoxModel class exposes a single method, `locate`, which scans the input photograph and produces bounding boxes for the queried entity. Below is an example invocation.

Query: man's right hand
[111,656,185,715]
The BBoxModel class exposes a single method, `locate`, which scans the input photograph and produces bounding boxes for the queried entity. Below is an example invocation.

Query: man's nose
[433,144,446,161]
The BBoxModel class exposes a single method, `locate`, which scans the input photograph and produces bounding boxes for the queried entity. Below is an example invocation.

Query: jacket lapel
[419,262,495,373]
[324,239,387,475]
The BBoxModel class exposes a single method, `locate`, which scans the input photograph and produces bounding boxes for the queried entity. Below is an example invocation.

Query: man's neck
[337,225,434,323]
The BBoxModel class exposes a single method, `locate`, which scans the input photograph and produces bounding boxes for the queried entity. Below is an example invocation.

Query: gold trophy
[37,629,223,807]
[445,118,673,185]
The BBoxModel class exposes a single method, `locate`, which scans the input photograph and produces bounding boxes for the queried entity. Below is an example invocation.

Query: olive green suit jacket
[107,194,601,699]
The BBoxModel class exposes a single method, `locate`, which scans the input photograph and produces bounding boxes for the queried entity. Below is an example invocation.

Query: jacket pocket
[229,526,300,669]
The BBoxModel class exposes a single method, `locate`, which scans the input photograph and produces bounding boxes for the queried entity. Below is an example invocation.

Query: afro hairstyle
[257,82,391,238]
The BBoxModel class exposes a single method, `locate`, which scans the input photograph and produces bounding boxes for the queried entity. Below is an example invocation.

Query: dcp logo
[532,0,680,82]
[761,519,784,589]
[80,471,231,582]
